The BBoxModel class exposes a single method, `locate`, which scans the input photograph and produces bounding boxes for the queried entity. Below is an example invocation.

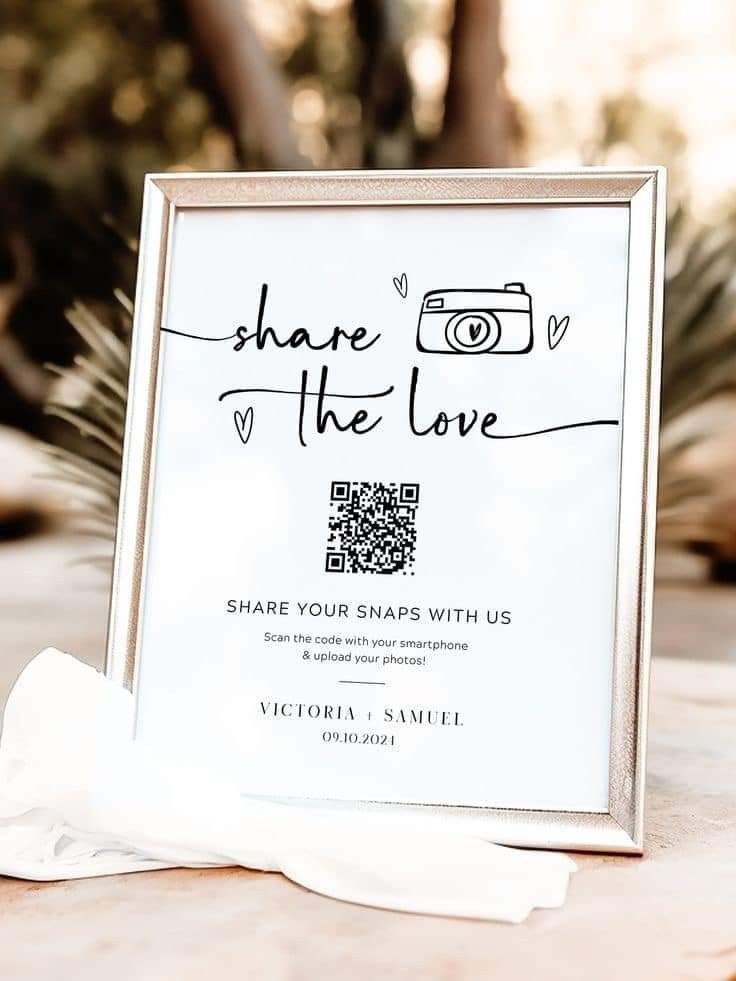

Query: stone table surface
[1,529,735,981]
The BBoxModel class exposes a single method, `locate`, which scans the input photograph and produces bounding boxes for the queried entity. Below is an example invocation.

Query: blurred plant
[582,90,736,578]
[657,209,736,579]
[1,0,513,441]
[18,5,736,581]
[41,293,130,568]
[0,0,236,436]
[584,92,689,200]
[661,209,736,424]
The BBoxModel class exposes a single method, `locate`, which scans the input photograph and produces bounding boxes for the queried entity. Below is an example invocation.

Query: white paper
[134,203,628,812]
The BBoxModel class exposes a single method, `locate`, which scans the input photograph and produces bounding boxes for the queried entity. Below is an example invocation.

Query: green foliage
[41,293,130,562]
[1,0,235,227]
[8,3,736,572]
[0,0,236,433]
[662,209,736,424]
[657,210,736,561]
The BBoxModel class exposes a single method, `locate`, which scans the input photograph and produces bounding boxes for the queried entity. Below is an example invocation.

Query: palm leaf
[41,294,131,564]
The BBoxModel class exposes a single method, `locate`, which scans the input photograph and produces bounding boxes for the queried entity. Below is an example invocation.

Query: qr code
[325,481,419,575]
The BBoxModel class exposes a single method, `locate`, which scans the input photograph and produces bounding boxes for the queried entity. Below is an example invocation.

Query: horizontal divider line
[338,680,386,686]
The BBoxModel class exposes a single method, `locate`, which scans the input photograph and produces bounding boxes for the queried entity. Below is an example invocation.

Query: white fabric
[0,649,576,921]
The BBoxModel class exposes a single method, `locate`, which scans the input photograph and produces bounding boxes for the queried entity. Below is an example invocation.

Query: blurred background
[1,0,735,690]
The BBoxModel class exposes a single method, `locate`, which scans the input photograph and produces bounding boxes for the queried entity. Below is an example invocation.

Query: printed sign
[108,171,665,852]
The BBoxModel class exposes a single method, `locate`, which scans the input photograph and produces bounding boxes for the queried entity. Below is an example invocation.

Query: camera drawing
[416,283,533,355]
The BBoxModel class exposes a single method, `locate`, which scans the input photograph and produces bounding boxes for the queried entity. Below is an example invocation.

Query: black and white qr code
[325,481,419,575]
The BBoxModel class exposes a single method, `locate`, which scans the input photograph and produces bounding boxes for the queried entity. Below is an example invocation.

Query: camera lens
[445,311,501,352]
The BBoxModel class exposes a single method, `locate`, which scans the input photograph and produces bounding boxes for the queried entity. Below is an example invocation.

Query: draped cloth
[0,649,575,922]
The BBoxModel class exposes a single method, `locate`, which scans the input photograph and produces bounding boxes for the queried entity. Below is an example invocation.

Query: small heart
[469,323,482,342]
[548,314,570,351]
[234,406,254,445]
[392,273,408,299]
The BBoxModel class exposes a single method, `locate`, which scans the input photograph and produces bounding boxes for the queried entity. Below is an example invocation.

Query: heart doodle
[392,273,408,299]
[548,314,570,351]
[469,323,482,342]
[234,406,254,444]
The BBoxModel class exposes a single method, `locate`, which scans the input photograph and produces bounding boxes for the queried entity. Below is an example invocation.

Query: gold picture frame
[106,169,666,854]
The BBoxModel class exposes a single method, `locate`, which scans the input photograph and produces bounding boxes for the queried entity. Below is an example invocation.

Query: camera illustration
[416,283,533,355]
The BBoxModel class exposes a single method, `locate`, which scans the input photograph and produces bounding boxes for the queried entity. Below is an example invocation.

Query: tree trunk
[352,0,416,168]
[182,0,306,169]
[426,0,510,168]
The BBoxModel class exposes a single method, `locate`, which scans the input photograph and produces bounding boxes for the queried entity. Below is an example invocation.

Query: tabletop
[1,529,735,981]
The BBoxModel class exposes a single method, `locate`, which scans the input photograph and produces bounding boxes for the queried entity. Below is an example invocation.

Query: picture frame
[106,168,665,854]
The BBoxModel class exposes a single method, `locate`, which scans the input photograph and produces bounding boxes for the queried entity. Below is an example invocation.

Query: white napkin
[0,648,575,921]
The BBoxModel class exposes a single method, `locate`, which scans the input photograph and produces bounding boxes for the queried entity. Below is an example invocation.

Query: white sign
[108,171,665,853]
